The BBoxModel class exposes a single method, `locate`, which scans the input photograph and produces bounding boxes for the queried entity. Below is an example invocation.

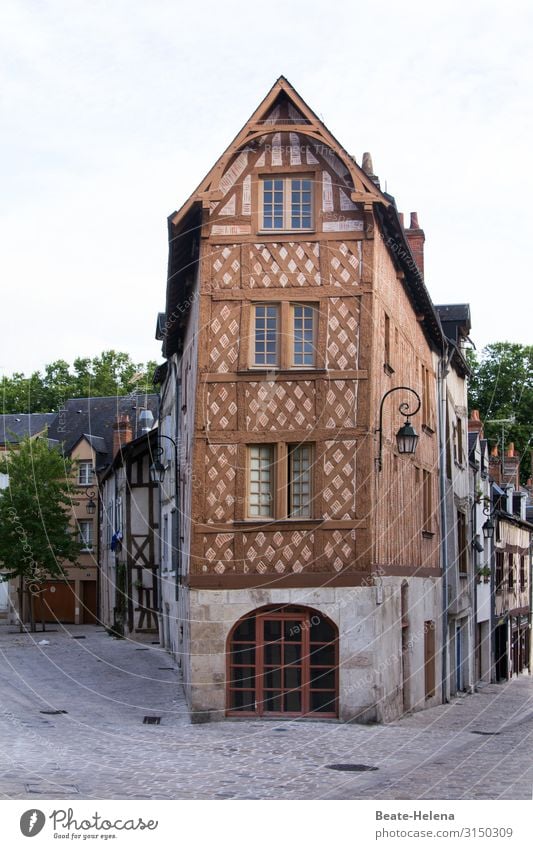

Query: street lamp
[376,386,421,472]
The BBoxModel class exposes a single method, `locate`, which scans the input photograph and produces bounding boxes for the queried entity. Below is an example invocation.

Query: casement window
[508,553,514,590]
[78,461,93,486]
[253,304,279,367]
[422,469,433,533]
[288,444,312,518]
[252,302,317,369]
[495,551,504,593]
[248,445,275,518]
[421,363,433,430]
[78,519,93,551]
[384,312,392,372]
[457,511,468,574]
[261,177,313,231]
[247,443,314,520]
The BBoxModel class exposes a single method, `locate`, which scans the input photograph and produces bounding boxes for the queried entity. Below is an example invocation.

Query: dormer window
[78,461,93,486]
[261,177,313,231]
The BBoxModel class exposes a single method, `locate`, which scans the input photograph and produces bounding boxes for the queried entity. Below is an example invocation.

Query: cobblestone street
[0,624,532,800]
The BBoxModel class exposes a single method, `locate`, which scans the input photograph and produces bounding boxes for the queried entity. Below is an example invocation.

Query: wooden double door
[227,607,338,718]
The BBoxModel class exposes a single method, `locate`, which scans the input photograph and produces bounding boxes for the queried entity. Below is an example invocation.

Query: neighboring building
[435,304,474,698]
[468,411,492,684]
[0,395,158,625]
[489,445,531,680]
[99,423,160,637]
[156,77,446,722]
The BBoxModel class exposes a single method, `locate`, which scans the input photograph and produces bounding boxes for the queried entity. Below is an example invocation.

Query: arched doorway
[226,606,338,718]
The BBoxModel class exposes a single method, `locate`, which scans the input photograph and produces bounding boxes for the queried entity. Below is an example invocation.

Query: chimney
[502,442,520,489]
[398,212,405,230]
[405,211,425,278]
[468,409,484,437]
[361,151,381,188]
[489,443,501,485]
[112,414,133,458]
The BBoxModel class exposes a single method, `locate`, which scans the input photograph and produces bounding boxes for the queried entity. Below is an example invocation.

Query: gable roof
[169,76,387,233]
[0,413,56,445]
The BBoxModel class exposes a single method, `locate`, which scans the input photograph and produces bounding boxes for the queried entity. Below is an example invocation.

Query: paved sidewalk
[0,624,531,800]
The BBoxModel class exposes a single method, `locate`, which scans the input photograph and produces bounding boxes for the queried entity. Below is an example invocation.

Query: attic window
[260,177,313,231]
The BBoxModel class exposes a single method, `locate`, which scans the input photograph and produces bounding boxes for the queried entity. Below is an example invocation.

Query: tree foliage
[0,437,82,629]
[1,350,158,413]
[467,343,533,482]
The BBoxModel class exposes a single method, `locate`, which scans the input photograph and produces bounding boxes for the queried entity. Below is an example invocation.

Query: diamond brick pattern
[203,533,234,575]
[248,242,320,287]
[328,241,361,287]
[207,383,238,431]
[245,381,315,431]
[244,530,315,574]
[209,302,241,373]
[324,380,358,428]
[323,529,356,571]
[322,440,356,519]
[211,245,241,289]
[326,297,360,370]
[205,444,237,523]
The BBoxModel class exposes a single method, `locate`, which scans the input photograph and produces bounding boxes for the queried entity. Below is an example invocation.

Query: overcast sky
[1,0,532,378]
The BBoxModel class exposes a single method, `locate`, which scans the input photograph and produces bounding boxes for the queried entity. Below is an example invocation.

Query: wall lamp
[149,435,178,485]
[376,386,421,472]
[85,488,97,515]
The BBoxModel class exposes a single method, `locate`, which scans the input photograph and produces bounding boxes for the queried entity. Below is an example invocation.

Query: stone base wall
[183,577,442,722]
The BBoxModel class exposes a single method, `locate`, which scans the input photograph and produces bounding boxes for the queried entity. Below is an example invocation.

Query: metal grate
[143,716,161,725]
[325,763,378,772]
[72,635,86,640]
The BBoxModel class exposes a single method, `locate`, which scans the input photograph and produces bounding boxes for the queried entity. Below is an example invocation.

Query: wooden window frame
[383,312,394,375]
[288,444,313,518]
[422,469,433,535]
[520,555,526,591]
[249,301,319,371]
[247,444,276,519]
[508,552,514,590]
[227,608,338,718]
[259,175,314,233]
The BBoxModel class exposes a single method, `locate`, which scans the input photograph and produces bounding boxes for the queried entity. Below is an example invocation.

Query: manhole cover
[143,716,161,725]
[325,763,378,772]
[39,710,68,715]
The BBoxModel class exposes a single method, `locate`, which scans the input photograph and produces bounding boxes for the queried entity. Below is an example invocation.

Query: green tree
[0,437,82,631]
[1,351,158,414]
[467,343,533,483]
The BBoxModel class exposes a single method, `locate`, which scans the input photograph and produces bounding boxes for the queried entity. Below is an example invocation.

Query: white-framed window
[78,519,93,551]
[288,444,312,518]
[248,445,275,518]
[78,461,93,486]
[291,304,316,367]
[162,514,168,572]
[253,304,279,367]
[261,176,313,230]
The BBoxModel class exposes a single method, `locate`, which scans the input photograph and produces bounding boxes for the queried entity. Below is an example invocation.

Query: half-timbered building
[157,77,445,722]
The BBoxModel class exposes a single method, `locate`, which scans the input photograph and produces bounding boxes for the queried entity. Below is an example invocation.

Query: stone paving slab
[0,624,532,800]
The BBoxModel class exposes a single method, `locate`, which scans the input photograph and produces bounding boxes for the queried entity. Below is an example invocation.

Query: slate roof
[47,394,159,468]
[0,413,56,444]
